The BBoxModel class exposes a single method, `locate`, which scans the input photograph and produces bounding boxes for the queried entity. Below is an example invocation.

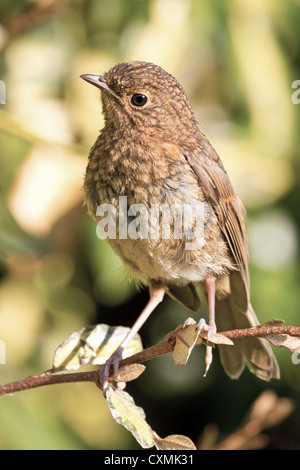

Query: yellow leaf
[52,324,142,371]
[106,387,154,449]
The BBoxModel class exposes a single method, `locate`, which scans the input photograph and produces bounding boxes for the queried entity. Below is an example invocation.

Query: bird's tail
[215,298,280,381]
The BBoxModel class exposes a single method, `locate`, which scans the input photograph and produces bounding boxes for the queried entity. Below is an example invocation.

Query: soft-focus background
[0,0,300,450]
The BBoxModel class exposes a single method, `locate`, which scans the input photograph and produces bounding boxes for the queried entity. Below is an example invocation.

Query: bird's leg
[197,275,217,376]
[100,281,165,394]
[206,275,216,329]
[204,274,217,375]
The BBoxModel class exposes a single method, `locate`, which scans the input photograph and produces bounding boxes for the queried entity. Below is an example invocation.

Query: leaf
[266,333,300,352]
[52,324,143,371]
[116,363,146,383]
[247,390,295,429]
[203,331,234,346]
[172,318,233,366]
[152,431,196,450]
[197,318,234,345]
[172,321,202,366]
[106,386,154,449]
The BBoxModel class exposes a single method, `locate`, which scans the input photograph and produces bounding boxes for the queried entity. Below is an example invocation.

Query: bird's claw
[196,318,217,377]
[100,346,124,396]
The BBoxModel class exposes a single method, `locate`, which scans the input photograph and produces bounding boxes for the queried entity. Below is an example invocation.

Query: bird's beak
[80,74,121,101]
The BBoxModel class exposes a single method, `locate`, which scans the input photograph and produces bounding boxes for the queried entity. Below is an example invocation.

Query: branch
[0,342,172,397]
[0,370,100,396]
[0,322,299,397]
[220,323,300,340]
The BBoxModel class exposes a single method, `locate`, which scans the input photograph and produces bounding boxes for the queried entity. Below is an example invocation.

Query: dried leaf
[263,397,295,429]
[172,321,201,366]
[247,390,277,423]
[106,386,154,449]
[245,389,294,429]
[202,331,234,346]
[195,318,233,346]
[247,390,295,429]
[116,363,146,383]
[153,431,196,450]
[52,324,143,371]
[215,390,294,451]
[266,333,300,352]
[172,319,233,366]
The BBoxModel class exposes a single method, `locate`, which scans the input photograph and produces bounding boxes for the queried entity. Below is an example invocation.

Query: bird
[81,61,280,390]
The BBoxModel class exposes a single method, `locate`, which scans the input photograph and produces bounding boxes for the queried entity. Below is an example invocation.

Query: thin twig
[0,323,299,397]
[0,371,100,396]
[220,324,300,340]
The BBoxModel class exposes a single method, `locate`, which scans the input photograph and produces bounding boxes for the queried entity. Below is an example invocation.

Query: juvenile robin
[81,61,279,390]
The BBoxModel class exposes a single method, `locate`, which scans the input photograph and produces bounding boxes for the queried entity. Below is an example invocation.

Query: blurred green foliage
[0,0,300,450]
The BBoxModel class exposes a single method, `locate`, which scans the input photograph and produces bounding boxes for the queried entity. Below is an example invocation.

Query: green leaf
[106,387,154,449]
[52,324,143,371]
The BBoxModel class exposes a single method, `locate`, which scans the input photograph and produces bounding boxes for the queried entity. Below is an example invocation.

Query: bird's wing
[167,283,201,313]
[185,137,250,293]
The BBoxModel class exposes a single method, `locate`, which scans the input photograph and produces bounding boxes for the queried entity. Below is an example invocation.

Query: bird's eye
[131,94,148,107]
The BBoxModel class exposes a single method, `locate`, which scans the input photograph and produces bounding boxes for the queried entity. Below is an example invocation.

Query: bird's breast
[84,137,234,285]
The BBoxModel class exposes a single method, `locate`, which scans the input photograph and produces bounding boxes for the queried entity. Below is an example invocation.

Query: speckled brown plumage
[81,61,279,384]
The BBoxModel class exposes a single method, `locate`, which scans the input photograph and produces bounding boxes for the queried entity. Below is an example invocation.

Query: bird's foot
[196,318,217,377]
[100,345,124,396]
